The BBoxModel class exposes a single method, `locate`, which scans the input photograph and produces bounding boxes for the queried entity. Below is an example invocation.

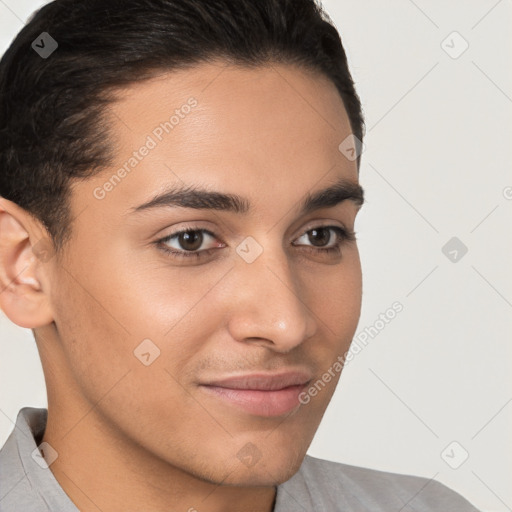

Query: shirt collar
[4,407,79,510]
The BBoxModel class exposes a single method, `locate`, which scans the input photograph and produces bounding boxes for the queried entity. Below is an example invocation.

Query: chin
[213,444,307,487]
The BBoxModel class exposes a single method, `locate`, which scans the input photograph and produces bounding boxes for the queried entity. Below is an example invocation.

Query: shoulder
[275,455,480,512]
[0,408,40,511]
[0,407,77,512]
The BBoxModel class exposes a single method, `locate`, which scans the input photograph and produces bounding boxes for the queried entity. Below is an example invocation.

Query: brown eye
[156,227,224,260]
[177,230,204,251]
[294,226,355,249]
[307,227,332,247]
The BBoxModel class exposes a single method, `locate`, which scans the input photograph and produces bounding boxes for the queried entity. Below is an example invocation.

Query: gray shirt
[0,407,480,511]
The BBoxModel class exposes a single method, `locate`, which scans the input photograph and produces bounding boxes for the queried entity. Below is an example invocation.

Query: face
[39,61,363,486]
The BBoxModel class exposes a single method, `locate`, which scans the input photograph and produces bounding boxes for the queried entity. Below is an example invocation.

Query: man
[0,0,480,510]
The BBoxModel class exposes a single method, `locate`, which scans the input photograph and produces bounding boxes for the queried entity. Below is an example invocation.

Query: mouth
[198,370,313,417]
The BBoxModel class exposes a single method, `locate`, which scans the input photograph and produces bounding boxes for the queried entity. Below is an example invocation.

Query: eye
[156,227,224,260]
[155,224,356,261]
[293,226,356,255]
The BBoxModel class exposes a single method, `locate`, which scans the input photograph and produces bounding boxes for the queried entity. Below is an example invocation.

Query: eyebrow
[129,177,365,216]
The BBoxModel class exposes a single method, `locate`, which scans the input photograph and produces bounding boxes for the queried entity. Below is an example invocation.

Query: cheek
[50,269,133,401]
[50,259,208,432]
[303,248,362,339]
[48,250,180,400]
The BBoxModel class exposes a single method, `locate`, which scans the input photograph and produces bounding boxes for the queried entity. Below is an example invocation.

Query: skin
[0,61,364,512]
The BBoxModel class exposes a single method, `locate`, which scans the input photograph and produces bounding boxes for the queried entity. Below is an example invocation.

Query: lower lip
[199,384,307,417]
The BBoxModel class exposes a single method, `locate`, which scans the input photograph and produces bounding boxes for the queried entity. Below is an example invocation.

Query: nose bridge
[226,242,318,351]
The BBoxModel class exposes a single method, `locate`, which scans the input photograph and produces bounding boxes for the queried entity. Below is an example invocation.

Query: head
[0,0,365,489]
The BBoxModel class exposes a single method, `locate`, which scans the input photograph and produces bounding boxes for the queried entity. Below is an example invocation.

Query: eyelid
[158,221,350,245]
[296,219,351,237]
[155,221,355,260]
[159,226,224,250]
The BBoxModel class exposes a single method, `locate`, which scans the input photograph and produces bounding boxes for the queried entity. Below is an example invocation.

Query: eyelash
[155,225,357,260]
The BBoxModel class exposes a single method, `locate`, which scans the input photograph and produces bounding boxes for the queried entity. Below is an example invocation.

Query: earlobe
[0,198,55,328]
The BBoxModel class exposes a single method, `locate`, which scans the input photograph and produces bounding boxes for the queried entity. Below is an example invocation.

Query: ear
[0,197,55,328]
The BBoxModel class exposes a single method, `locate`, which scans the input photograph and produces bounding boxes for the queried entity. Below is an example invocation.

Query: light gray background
[1,1,511,511]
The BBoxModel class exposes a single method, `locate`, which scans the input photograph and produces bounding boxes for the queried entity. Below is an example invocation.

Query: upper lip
[201,370,313,391]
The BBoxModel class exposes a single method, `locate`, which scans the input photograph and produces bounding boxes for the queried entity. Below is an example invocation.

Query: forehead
[73,61,358,224]
[110,60,350,128]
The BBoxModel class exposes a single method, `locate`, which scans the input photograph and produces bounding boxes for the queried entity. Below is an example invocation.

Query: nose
[225,245,318,353]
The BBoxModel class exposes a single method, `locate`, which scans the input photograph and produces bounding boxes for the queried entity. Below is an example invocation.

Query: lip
[199,370,312,417]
